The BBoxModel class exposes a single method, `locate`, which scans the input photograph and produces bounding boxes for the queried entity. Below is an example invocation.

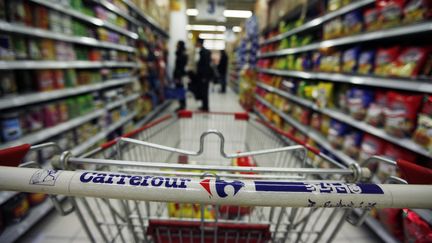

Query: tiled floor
[17,86,382,242]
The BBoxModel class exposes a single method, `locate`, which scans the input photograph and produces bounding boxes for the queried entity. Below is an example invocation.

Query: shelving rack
[0,0,170,241]
[256,0,432,241]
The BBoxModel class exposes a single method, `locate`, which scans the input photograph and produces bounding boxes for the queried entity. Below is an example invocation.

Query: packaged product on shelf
[53,70,65,89]
[0,0,5,20]
[312,53,322,71]
[2,193,30,224]
[40,39,56,60]
[27,193,47,206]
[328,119,350,149]
[319,52,341,73]
[64,69,77,87]
[42,103,60,127]
[403,0,432,23]
[62,15,72,35]
[335,84,350,112]
[389,47,430,77]
[13,36,28,60]
[365,91,387,127]
[36,70,54,91]
[327,0,343,11]
[343,10,363,35]
[49,10,62,33]
[374,46,400,76]
[21,106,43,133]
[342,47,361,73]
[342,130,363,159]
[402,209,432,243]
[0,35,15,60]
[0,112,22,142]
[89,49,101,61]
[66,97,79,119]
[34,5,50,29]
[0,71,17,97]
[377,0,405,29]
[378,208,404,241]
[413,95,432,152]
[315,82,334,108]
[8,0,32,26]
[364,8,381,31]
[57,101,69,122]
[359,134,386,164]
[323,18,344,40]
[320,115,332,136]
[311,112,322,131]
[357,50,376,75]
[347,87,375,120]
[28,39,42,60]
[384,91,423,137]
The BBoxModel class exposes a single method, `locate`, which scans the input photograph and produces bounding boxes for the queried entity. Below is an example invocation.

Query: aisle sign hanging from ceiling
[196,0,226,22]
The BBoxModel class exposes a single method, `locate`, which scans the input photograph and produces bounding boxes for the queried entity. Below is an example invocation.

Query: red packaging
[403,209,432,243]
[377,0,406,29]
[375,46,401,76]
[33,6,49,29]
[364,8,381,31]
[359,134,386,167]
[36,70,54,92]
[390,47,430,77]
[365,91,387,127]
[413,96,432,150]
[53,70,65,89]
[42,103,60,127]
[377,143,417,181]
[378,208,404,241]
[384,91,423,138]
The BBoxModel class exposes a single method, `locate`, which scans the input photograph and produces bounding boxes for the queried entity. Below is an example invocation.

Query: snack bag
[328,0,342,11]
[390,47,429,78]
[413,95,432,152]
[320,115,331,136]
[342,47,361,73]
[364,8,381,31]
[310,112,322,131]
[384,91,423,137]
[357,50,376,75]
[359,134,386,166]
[342,130,363,159]
[375,46,400,76]
[377,0,406,29]
[347,88,375,120]
[365,91,387,127]
[403,209,432,243]
[336,84,349,112]
[343,10,363,35]
[328,119,350,149]
[403,0,432,24]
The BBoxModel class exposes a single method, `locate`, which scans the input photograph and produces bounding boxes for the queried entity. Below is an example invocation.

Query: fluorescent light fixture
[186,25,226,32]
[186,9,198,16]
[232,26,242,32]
[188,33,193,39]
[224,10,252,18]
[199,33,225,40]
[186,9,252,18]
[203,39,226,50]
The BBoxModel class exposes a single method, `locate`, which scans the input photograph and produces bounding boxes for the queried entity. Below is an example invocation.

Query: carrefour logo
[200,179,244,198]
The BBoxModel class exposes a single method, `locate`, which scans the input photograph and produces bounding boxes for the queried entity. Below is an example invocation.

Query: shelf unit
[0,61,137,70]
[135,100,172,128]
[256,82,432,158]
[259,22,432,58]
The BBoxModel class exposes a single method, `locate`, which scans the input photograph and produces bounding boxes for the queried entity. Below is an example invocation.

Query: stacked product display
[255,0,432,242]
[0,0,170,242]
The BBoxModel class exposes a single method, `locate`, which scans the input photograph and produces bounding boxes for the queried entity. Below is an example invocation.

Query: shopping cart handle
[397,159,432,184]
[0,144,31,167]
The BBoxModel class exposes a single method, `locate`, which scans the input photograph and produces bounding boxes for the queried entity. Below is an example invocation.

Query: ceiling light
[186,9,252,18]
[232,26,242,32]
[223,10,252,18]
[186,9,198,16]
[199,33,225,40]
[186,25,226,32]
[203,39,226,50]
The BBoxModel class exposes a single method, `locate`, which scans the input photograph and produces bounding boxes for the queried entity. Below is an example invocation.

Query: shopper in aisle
[173,40,188,111]
[195,38,212,111]
[217,50,228,93]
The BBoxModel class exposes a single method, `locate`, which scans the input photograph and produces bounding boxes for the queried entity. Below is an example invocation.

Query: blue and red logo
[200,179,244,198]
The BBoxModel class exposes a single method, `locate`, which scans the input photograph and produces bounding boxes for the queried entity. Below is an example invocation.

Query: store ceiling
[185,0,256,28]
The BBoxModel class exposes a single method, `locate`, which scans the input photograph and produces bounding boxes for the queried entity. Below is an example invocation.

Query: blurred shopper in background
[217,50,228,93]
[173,40,188,110]
[195,38,212,111]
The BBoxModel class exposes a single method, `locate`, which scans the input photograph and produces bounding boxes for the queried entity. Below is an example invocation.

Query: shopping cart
[0,111,431,243]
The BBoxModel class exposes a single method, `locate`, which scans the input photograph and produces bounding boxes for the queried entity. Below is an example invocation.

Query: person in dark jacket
[217,50,228,93]
[196,38,212,111]
[173,40,188,110]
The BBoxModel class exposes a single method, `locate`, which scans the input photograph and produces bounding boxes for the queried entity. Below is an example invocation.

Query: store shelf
[0,196,66,243]
[257,68,432,93]
[259,22,432,58]
[261,0,374,45]
[106,93,140,110]
[0,109,105,149]
[0,20,136,52]
[29,0,138,40]
[93,0,140,26]
[123,0,169,38]
[71,111,137,156]
[353,209,399,243]
[135,100,172,128]
[257,82,432,158]
[0,60,137,70]
[0,77,136,110]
